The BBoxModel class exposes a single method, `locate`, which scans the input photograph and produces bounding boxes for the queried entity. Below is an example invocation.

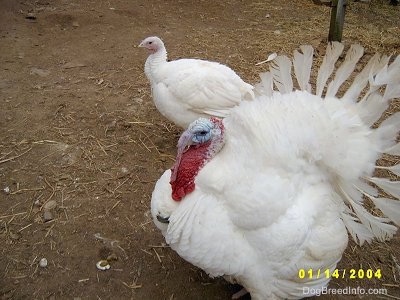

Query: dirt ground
[1,0,399,299]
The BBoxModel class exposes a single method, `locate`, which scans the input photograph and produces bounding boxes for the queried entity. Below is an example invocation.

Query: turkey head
[170,117,225,201]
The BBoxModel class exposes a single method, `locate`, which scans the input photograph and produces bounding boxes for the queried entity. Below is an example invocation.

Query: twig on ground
[0,147,32,164]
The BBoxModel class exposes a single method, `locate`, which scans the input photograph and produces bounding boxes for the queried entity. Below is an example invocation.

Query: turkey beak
[138,41,145,48]
[177,131,194,153]
[170,131,193,182]
[156,214,170,224]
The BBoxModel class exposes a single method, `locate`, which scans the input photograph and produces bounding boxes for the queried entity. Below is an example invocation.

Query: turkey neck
[144,48,168,81]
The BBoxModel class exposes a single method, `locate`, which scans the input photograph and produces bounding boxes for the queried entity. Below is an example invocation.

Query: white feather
[255,52,277,65]
[349,200,397,241]
[340,212,374,245]
[354,179,379,198]
[374,112,400,150]
[374,55,400,85]
[382,57,400,101]
[384,142,400,156]
[326,44,364,97]
[387,164,400,177]
[356,93,388,127]
[316,42,344,97]
[372,197,400,226]
[384,83,400,102]
[255,71,274,97]
[359,55,390,103]
[343,53,384,101]
[293,45,313,92]
[270,55,293,94]
[369,177,400,199]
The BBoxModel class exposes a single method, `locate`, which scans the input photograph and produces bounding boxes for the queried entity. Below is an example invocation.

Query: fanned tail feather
[383,56,400,100]
[384,142,400,156]
[387,164,400,177]
[342,53,386,101]
[254,72,274,97]
[335,50,400,244]
[371,197,400,226]
[256,42,400,245]
[368,177,400,200]
[325,44,364,97]
[373,112,400,150]
[318,45,398,245]
[270,55,293,94]
[316,42,344,97]
[293,45,314,93]
[337,179,398,244]
[341,211,375,245]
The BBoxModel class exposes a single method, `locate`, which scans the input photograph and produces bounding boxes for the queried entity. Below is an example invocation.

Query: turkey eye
[199,131,208,135]
[148,41,153,45]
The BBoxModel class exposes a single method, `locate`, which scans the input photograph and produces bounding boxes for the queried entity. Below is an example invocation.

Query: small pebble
[43,210,53,222]
[3,187,10,193]
[44,200,57,210]
[39,258,48,268]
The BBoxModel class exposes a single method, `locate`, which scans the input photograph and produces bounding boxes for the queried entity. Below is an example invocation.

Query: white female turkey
[138,36,254,128]
[151,42,400,299]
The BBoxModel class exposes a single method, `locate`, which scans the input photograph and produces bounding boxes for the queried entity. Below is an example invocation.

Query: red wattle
[170,142,210,201]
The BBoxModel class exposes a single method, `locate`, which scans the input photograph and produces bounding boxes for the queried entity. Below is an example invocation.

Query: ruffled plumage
[151,42,400,299]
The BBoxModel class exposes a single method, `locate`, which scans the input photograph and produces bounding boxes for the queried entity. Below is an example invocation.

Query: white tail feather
[350,201,397,242]
[293,45,314,93]
[340,212,374,245]
[316,42,344,97]
[358,55,390,103]
[257,42,400,246]
[343,53,383,101]
[326,44,364,97]
[355,56,400,127]
[356,93,388,127]
[374,55,400,85]
[255,72,274,97]
[384,143,400,156]
[383,57,400,101]
[384,84,400,102]
[270,56,293,94]
[369,177,400,199]
[384,164,400,177]
[372,197,400,226]
[337,179,397,243]
[354,179,379,198]
[374,112,400,150]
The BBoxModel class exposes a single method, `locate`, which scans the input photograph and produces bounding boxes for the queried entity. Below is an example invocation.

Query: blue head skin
[170,117,225,184]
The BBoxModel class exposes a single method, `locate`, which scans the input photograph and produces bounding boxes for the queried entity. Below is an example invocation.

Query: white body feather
[143,40,254,128]
[151,43,400,299]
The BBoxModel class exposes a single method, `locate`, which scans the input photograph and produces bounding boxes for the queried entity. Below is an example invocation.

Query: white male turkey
[151,42,400,299]
[138,36,254,128]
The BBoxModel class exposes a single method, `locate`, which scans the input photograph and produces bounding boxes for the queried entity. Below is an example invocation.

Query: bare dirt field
[1,0,399,299]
